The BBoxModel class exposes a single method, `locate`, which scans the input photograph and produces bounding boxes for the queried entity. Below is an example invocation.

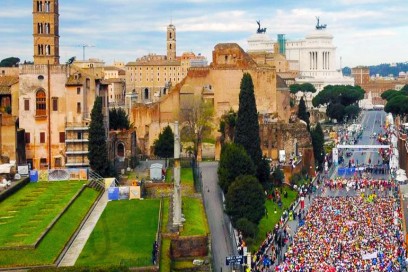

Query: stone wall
[130,43,289,156]
[170,235,208,259]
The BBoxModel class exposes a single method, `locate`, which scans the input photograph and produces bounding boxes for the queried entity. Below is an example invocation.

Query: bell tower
[166,24,176,61]
[33,0,60,65]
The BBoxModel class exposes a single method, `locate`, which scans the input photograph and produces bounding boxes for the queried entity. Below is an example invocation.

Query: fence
[191,158,202,193]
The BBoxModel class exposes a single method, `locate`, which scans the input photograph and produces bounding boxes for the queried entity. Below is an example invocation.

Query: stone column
[173,121,182,228]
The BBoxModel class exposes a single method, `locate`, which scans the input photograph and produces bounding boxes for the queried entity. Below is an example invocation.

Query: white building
[247,32,275,53]
[285,22,354,92]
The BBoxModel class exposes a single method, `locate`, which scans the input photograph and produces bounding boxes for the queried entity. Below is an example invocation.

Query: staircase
[88,170,108,191]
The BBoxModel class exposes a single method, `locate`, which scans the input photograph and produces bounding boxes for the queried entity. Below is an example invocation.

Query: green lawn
[159,238,171,272]
[76,199,160,267]
[161,198,169,233]
[0,188,99,267]
[181,197,209,236]
[0,181,85,247]
[251,188,298,252]
[165,167,193,186]
[165,168,173,183]
[181,168,193,185]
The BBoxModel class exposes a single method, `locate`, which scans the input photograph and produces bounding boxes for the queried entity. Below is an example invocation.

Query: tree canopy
[180,95,214,159]
[225,175,265,225]
[218,143,255,193]
[219,109,237,144]
[109,108,130,130]
[312,85,365,122]
[0,57,20,67]
[88,97,109,176]
[256,156,271,188]
[153,125,174,159]
[234,73,262,167]
[289,83,317,94]
[382,85,408,117]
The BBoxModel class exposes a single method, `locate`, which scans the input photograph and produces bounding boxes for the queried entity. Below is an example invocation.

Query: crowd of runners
[276,195,405,271]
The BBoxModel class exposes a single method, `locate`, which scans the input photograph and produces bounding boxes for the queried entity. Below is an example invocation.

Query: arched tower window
[169,32,172,39]
[45,1,50,12]
[144,88,149,100]
[169,44,172,50]
[36,90,46,116]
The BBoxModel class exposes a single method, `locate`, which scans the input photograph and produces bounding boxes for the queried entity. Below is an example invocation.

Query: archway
[117,142,125,158]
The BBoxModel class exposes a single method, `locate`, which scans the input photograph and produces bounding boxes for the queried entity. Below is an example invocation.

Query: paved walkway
[59,190,108,267]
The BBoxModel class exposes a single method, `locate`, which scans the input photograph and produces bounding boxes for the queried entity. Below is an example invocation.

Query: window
[59,132,65,143]
[25,133,30,144]
[40,132,45,143]
[24,99,30,111]
[77,87,81,94]
[77,102,81,113]
[52,97,58,111]
[144,88,149,100]
[77,132,82,140]
[54,158,61,168]
[40,158,47,168]
[36,90,46,116]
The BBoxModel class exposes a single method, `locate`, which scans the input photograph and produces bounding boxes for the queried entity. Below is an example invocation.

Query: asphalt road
[338,110,389,179]
[200,161,237,272]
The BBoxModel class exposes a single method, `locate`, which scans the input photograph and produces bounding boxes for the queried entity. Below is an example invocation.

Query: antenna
[77,44,95,61]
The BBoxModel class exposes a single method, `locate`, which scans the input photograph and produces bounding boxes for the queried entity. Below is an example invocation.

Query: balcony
[65,139,89,143]
[65,162,89,167]
[66,150,89,155]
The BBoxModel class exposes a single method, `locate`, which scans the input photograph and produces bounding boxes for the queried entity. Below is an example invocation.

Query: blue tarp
[29,170,38,182]
[108,187,119,200]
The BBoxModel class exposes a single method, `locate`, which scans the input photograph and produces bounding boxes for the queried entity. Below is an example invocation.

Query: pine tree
[88,97,109,176]
[297,97,310,130]
[234,73,262,167]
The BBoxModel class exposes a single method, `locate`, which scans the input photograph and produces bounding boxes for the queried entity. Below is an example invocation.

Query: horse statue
[256,20,267,34]
[315,17,327,30]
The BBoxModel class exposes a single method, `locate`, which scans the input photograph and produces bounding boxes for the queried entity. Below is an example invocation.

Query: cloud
[1,0,408,67]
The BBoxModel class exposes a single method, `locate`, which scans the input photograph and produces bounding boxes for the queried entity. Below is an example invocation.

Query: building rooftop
[0,76,18,94]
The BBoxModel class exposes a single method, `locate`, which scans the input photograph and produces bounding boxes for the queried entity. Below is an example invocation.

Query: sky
[1,0,407,68]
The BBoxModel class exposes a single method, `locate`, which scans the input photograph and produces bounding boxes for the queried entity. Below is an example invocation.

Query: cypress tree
[234,73,262,167]
[297,97,310,130]
[88,97,108,176]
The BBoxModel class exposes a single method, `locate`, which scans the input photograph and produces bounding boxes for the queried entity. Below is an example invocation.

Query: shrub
[235,218,258,238]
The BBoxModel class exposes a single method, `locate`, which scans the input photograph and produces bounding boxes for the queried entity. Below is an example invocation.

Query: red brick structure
[170,235,208,258]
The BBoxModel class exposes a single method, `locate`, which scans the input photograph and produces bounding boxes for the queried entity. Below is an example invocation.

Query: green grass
[0,188,99,267]
[165,168,173,183]
[161,198,170,233]
[202,138,216,145]
[76,199,160,267]
[181,168,193,185]
[0,181,85,247]
[166,168,193,186]
[251,189,298,252]
[181,197,209,236]
[159,238,171,272]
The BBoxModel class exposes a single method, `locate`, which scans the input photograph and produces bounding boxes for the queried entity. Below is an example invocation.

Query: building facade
[125,24,207,105]
[285,23,354,91]
[17,1,109,170]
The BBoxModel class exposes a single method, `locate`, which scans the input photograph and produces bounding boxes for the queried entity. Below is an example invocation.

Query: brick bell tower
[33,0,60,65]
[167,24,176,61]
